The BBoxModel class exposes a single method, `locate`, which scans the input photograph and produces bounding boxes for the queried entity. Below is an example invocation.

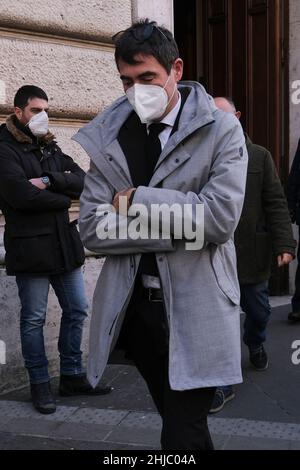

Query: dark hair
[14,85,48,109]
[113,19,179,74]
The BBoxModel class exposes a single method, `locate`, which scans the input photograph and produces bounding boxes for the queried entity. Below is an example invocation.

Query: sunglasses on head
[112,21,171,44]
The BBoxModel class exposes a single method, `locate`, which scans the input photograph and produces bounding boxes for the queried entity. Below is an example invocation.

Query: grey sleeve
[79,161,175,255]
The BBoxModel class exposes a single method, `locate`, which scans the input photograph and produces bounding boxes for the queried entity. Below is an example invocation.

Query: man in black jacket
[287,140,300,322]
[209,97,296,413]
[0,85,111,414]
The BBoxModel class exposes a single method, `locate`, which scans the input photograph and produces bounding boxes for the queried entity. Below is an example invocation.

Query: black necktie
[146,123,166,180]
[136,122,166,277]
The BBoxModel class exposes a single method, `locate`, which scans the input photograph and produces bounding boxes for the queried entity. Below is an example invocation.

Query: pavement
[1,297,300,451]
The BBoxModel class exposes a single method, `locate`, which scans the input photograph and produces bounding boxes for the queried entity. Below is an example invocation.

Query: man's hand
[113,188,136,215]
[277,253,294,267]
[29,178,46,190]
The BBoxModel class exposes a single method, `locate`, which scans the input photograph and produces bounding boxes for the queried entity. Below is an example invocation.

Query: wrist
[41,175,51,188]
[129,188,136,206]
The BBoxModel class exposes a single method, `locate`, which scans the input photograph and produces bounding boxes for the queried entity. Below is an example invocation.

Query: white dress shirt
[147,91,182,150]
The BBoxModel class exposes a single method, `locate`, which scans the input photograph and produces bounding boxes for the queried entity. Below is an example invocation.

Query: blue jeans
[16,268,89,384]
[217,282,271,393]
[240,281,271,348]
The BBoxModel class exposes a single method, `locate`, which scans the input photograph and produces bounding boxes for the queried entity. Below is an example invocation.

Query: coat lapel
[149,113,214,187]
[102,139,133,189]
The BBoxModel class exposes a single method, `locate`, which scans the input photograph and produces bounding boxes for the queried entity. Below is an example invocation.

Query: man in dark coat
[0,85,111,414]
[286,140,300,322]
[210,97,296,413]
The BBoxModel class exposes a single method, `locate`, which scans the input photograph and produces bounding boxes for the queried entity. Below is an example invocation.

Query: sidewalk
[1,298,300,450]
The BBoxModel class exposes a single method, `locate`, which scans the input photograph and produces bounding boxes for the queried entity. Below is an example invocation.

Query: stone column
[131,0,174,32]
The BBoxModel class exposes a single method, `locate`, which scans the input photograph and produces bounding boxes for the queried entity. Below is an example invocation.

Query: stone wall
[0,0,132,166]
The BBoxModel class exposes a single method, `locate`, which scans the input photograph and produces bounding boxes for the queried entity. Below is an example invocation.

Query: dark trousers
[121,279,215,450]
[292,230,300,312]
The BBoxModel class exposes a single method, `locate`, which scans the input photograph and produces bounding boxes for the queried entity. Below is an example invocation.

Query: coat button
[158,257,163,262]
[175,158,180,163]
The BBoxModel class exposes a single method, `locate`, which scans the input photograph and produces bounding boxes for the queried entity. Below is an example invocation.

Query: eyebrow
[120,71,158,81]
[30,107,49,112]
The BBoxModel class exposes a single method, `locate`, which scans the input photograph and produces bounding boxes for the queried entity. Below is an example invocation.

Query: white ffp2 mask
[126,75,176,124]
[27,111,49,137]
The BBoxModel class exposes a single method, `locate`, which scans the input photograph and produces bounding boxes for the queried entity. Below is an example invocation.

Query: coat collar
[5,114,55,146]
[73,81,216,189]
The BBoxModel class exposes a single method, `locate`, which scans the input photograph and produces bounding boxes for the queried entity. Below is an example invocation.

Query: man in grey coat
[74,20,248,450]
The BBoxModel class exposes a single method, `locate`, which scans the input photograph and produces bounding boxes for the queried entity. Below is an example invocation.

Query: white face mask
[126,74,177,124]
[27,110,49,137]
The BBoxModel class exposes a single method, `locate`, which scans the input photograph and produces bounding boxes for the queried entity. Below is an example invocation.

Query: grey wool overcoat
[73,81,248,390]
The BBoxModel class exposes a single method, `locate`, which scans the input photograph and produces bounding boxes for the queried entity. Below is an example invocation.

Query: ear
[14,107,22,121]
[235,111,241,120]
[173,58,184,82]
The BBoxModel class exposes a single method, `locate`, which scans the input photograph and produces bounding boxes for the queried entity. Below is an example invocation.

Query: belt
[142,287,164,303]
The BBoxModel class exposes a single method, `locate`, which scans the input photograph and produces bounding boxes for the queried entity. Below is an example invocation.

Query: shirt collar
[160,91,181,127]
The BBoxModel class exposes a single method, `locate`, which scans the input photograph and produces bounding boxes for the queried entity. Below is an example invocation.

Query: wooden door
[174,0,290,294]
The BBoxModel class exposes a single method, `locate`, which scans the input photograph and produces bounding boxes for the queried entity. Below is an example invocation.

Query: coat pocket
[210,243,240,306]
[8,228,57,273]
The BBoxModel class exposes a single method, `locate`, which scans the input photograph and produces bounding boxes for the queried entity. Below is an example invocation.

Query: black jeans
[121,278,215,450]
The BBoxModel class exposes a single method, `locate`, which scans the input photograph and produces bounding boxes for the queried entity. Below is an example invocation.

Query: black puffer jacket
[0,114,86,275]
